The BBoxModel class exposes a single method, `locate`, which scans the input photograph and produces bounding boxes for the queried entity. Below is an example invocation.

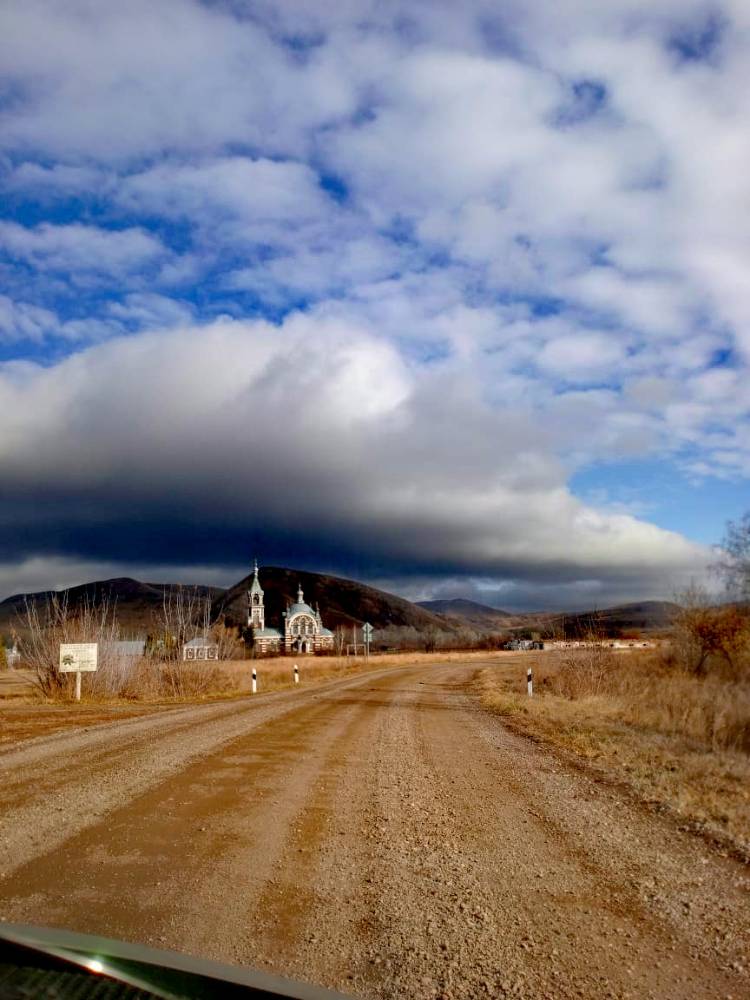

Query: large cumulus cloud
[0,314,708,605]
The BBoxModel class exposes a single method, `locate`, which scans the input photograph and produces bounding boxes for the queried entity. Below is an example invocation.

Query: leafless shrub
[21,592,122,698]
[667,585,750,679]
[550,644,617,699]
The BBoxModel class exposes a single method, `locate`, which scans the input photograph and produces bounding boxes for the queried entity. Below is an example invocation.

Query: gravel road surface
[0,664,747,999]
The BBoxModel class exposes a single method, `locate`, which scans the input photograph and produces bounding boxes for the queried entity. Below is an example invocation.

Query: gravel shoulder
[0,663,747,999]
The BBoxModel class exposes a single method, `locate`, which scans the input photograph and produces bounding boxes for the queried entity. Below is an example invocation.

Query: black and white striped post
[251,667,257,695]
[294,663,299,684]
[527,666,533,697]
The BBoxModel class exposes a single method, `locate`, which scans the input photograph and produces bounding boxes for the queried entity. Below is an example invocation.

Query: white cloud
[0,295,57,343]
[118,158,329,226]
[537,332,626,381]
[0,0,356,161]
[0,221,166,279]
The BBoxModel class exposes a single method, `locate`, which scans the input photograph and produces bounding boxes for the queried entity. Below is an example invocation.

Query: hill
[421,598,680,637]
[0,577,226,640]
[543,600,680,637]
[418,598,515,630]
[0,572,680,646]
[214,566,453,634]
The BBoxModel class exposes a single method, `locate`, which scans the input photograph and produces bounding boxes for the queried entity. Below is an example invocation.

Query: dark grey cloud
[0,315,708,605]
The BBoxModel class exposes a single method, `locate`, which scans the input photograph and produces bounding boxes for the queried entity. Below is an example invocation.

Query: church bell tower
[248,559,265,630]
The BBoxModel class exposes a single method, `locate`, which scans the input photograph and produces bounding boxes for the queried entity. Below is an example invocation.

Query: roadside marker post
[252,667,257,695]
[294,663,299,684]
[59,643,98,702]
[527,667,533,697]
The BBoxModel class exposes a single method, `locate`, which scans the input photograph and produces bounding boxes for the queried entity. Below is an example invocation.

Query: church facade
[247,562,335,655]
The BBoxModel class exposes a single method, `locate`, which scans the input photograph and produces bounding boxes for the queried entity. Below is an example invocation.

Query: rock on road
[0,664,747,999]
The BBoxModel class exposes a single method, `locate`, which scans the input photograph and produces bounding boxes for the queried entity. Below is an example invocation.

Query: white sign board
[59,643,98,673]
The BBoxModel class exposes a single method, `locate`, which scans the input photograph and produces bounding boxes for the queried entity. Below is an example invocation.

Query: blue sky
[0,0,747,609]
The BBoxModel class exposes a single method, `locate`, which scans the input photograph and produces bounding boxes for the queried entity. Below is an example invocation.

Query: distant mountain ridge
[0,571,680,643]
[0,577,225,639]
[420,597,680,636]
[418,598,517,630]
[0,569,451,640]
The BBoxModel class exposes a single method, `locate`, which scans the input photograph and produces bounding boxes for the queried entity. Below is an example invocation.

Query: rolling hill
[0,569,680,646]
[420,598,680,636]
[0,568,453,642]
[0,577,226,640]
[213,566,452,634]
[417,598,517,630]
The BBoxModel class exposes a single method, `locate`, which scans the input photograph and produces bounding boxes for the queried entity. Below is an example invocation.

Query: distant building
[182,637,219,661]
[247,561,334,655]
[4,643,20,667]
[108,639,146,658]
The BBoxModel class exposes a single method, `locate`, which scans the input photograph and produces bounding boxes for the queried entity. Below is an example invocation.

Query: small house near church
[247,561,334,655]
[182,637,219,661]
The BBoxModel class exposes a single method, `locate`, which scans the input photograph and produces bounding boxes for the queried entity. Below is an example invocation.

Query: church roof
[287,602,315,618]
[254,627,282,638]
[320,627,333,636]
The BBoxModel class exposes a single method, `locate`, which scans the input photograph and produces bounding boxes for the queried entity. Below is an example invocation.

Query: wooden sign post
[59,643,98,701]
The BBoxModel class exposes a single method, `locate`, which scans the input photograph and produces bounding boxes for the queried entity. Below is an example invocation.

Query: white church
[247,562,335,655]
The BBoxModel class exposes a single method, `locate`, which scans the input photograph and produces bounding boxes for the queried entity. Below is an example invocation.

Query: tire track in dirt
[356,668,748,999]
[0,669,397,876]
[0,683,377,941]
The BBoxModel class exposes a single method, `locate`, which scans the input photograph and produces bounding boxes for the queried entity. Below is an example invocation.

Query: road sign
[362,622,373,637]
[59,643,98,673]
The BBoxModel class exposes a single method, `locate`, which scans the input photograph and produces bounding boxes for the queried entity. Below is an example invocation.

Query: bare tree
[334,625,347,657]
[671,584,750,680]
[716,511,750,602]
[153,585,212,660]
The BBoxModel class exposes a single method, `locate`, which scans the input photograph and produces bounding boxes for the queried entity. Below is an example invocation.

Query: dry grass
[13,648,511,705]
[203,649,513,697]
[476,649,750,857]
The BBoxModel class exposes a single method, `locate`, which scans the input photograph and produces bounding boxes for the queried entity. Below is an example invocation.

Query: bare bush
[550,645,617,699]
[21,593,123,698]
[668,585,750,679]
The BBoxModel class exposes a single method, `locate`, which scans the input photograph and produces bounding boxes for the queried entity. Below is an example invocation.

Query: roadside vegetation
[8,581,510,705]
[478,514,750,858]
[17,586,242,701]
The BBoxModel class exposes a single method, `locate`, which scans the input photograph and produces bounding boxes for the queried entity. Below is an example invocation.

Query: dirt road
[0,664,747,999]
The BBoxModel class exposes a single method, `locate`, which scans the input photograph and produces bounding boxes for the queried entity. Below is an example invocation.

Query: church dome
[287,583,315,618]
[288,602,315,617]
